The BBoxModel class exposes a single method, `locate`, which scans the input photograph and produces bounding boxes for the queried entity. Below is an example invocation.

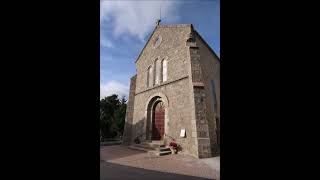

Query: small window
[155,59,161,85]
[211,80,217,112]
[148,66,154,87]
[153,36,162,48]
[146,69,149,87]
[162,59,167,82]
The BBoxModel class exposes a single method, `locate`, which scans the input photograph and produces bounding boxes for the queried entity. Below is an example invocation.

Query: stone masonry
[122,23,220,158]
[122,75,136,145]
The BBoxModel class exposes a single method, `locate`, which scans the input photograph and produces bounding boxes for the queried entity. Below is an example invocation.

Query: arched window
[162,59,168,82]
[211,80,217,112]
[147,68,149,87]
[148,65,154,87]
[155,59,161,85]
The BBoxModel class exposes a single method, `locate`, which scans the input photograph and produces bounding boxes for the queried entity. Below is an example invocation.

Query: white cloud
[100,0,180,41]
[100,38,113,48]
[100,81,129,99]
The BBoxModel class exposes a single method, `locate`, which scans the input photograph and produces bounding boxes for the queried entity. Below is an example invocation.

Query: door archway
[152,101,165,140]
[145,93,169,141]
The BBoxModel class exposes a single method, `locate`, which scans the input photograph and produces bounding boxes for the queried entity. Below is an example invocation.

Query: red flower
[169,141,178,148]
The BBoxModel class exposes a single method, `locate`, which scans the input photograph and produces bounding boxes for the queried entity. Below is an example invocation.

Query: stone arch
[145,92,169,112]
[145,93,169,141]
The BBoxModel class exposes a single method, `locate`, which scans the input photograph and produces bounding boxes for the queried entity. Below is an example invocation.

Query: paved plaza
[100,145,220,180]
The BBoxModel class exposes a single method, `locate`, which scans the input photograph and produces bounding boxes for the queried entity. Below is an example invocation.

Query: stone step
[133,143,156,150]
[142,144,159,149]
[128,145,153,152]
[140,142,165,149]
[157,150,172,156]
[128,141,172,156]
[132,144,169,151]
[159,147,171,152]
[149,140,165,145]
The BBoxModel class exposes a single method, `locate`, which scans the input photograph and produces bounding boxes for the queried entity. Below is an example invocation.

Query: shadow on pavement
[100,161,215,180]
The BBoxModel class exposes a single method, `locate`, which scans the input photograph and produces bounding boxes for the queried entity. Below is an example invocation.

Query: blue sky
[100,0,220,99]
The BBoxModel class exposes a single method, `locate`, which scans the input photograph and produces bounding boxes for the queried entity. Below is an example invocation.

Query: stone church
[122,22,220,158]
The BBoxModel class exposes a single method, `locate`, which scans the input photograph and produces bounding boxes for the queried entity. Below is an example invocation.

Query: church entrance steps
[128,141,172,156]
[157,146,172,156]
[157,150,172,156]
[149,140,165,145]
[129,143,155,151]
[128,145,157,153]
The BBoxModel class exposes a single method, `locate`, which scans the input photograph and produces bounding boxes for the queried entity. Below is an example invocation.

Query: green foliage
[100,94,127,139]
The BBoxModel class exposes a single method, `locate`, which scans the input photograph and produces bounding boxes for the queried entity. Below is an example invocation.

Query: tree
[116,96,127,135]
[100,94,127,139]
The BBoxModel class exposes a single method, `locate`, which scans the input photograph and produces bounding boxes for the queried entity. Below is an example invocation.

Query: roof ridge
[134,24,192,63]
[134,25,158,63]
[158,24,192,28]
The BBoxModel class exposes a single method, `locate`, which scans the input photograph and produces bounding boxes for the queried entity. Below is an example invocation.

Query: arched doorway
[145,93,169,141]
[152,101,165,140]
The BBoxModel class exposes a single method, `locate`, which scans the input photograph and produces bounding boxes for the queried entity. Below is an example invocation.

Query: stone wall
[135,24,191,94]
[187,39,212,158]
[133,77,198,156]
[122,75,137,145]
[194,31,220,156]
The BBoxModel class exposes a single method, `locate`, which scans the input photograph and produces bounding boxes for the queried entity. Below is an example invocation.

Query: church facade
[122,23,220,158]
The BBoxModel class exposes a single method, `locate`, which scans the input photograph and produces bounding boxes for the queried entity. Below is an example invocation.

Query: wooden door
[152,102,165,140]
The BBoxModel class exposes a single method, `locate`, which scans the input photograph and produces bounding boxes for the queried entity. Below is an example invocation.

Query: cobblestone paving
[100,145,219,180]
